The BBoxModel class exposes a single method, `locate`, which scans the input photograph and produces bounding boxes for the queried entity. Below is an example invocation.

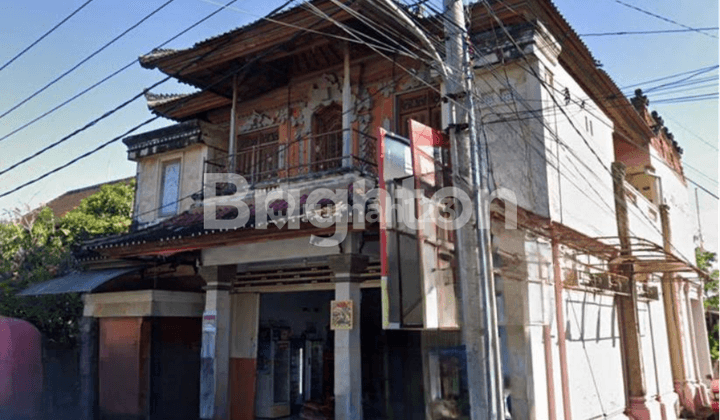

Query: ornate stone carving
[376,80,396,98]
[237,108,289,133]
[398,64,438,92]
[238,111,275,133]
[293,73,375,137]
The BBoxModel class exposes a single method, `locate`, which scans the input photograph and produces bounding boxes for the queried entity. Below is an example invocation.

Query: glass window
[159,160,181,217]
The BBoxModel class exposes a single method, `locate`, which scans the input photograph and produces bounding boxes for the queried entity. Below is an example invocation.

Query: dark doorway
[149,317,201,420]
[361,289,425,420]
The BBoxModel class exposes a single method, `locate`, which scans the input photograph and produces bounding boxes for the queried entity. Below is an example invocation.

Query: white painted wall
[651,148,696,262]
[643,283,678,401]
[563,289,628,419]
[540,58,617,239]
[475,33,617,240]
[624,179,664,245]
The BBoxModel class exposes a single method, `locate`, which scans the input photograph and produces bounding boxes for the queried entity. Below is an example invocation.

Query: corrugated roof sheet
[19,267,142,296]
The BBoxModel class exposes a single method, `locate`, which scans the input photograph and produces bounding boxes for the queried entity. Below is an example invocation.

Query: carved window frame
[396,87,442,138]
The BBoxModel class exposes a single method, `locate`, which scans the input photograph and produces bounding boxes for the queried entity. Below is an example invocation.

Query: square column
[611,162,662,419]
[328,254,368,420]
[199,265,235,420]
[78,316,98,420]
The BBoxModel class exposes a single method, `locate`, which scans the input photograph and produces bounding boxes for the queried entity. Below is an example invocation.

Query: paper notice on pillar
[330,300,353,330]
[203,310,217,332]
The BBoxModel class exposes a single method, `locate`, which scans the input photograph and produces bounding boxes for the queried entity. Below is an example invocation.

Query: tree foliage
[0,180,135,347]
[696,247,719,361]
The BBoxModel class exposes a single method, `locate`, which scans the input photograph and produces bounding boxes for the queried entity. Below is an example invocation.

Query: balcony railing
[204,129,377,186]
[623,179,663,245]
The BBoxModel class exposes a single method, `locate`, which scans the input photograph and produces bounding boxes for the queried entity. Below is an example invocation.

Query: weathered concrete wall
[476,62,551,218]
[638,283,680,417]
[135,143,207,225]
[541,55,617,238]
[624,178,664,245]
[494,228,555,420]
[474,30,617,239]
[493,224,633,420]
[563,289,628,419]
[83,290,204,318]
[651,147,695,262]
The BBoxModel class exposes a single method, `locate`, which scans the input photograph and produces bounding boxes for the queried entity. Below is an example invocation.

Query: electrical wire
[688,178,719,200]
[409,0,701,259]
[480,0,709,262]
[662,114,718,152]
[0,0,95,73]
[0,0,242,144]
[621,65,719,90]
[580,27,718,37]
[0,0,303,199]
[0,0,387,176]
[613,0,718,39]
[0,0,178,123]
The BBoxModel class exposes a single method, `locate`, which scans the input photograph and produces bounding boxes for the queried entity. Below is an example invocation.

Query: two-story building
[22,1,715,419]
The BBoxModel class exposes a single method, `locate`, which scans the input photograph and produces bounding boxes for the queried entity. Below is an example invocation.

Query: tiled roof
[83,196,357,253]
[144,91,195,108]
[122,120,202,159]
[34,177,134,219]
[138,1,307,68]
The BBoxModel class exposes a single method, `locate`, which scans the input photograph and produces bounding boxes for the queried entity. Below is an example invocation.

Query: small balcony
[203,129,377,189]
[623,179,663,245]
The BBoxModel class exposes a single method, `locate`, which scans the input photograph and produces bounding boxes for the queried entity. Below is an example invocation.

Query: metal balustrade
[203,129,377,188]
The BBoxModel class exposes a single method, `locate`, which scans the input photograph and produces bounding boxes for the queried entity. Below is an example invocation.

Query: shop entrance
[254,289,425,420]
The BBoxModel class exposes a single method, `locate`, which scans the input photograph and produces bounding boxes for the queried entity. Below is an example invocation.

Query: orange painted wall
[230,358,257,420]
[99,317,150,419]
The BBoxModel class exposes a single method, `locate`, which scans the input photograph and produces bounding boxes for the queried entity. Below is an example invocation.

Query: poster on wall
[330,300,353,330]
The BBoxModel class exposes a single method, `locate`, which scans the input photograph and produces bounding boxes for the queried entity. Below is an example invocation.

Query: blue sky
[0,0,717,255]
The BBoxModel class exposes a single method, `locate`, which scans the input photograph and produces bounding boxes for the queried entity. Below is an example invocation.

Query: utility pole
[695,188,704,250]
[443,0,505,418]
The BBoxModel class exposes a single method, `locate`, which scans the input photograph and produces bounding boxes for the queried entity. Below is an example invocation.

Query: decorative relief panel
[292,73,375,138]
[398,64,439,92]
[237,108,289,134]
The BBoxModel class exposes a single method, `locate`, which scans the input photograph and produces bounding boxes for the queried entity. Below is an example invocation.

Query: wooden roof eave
[150,90,230,121]
[92,223,367,259]
[142,0,360,80]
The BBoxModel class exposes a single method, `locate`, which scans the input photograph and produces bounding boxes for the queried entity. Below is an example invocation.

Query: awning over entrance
[19,267,142,296]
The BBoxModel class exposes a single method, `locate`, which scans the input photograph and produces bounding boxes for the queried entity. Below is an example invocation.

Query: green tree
[696,247,719,361]
[0,180,135,346]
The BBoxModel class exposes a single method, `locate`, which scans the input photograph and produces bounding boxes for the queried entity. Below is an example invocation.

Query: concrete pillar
[79,316,98,420]
[659,204,693,412]
[551,235,572,420]
[611,162,661,419]
[199,265,235,420]
[229,293,260,420]
[341,42,353,168]
[328,254,368,420]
